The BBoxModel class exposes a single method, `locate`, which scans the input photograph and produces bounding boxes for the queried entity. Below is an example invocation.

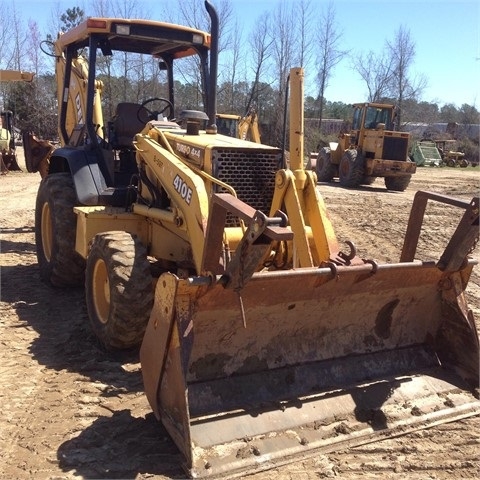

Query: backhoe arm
[54,37,104,145]
[271,68,344,266]
[238,108,261,143]
[0,70,34,82]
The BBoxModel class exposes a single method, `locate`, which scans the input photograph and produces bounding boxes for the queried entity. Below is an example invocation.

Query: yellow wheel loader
[34,1,479,478]
[309,102,417,191]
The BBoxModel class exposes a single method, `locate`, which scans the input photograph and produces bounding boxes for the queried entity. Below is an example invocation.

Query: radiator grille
[382,136,408,161]
[212,148,281,226]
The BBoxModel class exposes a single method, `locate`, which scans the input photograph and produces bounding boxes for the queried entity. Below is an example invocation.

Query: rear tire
[85,231,154,350]
[35,173,85,287]
[316,147,337,182]
[384,175,412,192]
[339,150,364,188]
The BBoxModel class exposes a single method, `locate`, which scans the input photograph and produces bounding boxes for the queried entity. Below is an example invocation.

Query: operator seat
[110,102,149,149]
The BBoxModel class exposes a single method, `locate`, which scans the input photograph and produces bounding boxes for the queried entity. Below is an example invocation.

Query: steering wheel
[138,97,174,122]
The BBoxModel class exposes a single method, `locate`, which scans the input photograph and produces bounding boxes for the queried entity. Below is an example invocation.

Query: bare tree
[0,2,14,68]
[173,0,233,57]
[386,25,427,127]
[9,2,27,70]
[351,50,395,102]
[25,21,46,76]
[271,1,295,91]
[0,1,29,128]
[223,19,243,112]
[89,0,111,17]
[293,0,315,71]
[315,1,347,129]
[269,1,296,145]
[14,20,54,138]
[245,11,273,115]
[165,0,234,110]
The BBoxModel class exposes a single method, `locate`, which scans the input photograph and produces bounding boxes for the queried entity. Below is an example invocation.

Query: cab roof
[352,102,395,109]
[55,17,211,59]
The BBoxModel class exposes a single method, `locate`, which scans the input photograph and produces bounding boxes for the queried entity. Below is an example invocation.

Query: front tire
[316,147,337,182]
[339,149,364,188]
[85,231,154,350]
[35,173,85,287]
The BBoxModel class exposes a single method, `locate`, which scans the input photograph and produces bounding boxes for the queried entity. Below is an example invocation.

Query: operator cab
[50,14,216,206]
[352,103,395,131]
[363,106,393,130]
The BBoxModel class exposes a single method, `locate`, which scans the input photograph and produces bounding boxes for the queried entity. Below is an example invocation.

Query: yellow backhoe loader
[33,2,479,478]
[0,69,34,173]
[216,106,261,142]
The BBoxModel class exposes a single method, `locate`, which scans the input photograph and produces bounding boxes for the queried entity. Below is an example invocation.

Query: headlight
[192,33,203,44]
[116,25,130,35]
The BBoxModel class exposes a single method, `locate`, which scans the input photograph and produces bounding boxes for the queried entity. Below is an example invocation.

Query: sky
[5,0,480,108]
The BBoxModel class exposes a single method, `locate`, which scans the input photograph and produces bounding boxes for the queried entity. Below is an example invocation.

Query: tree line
[0,0,478,153]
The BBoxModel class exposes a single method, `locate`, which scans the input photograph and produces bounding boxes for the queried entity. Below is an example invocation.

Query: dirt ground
[1,149,479,480]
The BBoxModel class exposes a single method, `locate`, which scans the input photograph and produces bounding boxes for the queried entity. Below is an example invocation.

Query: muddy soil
[1,150,479,479]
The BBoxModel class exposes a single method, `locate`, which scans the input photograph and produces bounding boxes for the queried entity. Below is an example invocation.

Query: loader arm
[134,131,210,275]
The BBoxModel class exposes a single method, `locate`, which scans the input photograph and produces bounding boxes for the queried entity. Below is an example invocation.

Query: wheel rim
[92,258,110,325]
[41,202,53,261]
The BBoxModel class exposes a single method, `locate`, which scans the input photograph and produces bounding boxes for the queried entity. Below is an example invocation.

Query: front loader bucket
[141,258,480,478]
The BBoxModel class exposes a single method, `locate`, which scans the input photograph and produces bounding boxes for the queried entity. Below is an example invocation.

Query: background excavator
[32,1,479,478]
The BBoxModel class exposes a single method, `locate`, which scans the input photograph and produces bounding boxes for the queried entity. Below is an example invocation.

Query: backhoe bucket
[141,254,479,478]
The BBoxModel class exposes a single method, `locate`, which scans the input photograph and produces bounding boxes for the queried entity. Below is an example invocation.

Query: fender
[48,147,125,206]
